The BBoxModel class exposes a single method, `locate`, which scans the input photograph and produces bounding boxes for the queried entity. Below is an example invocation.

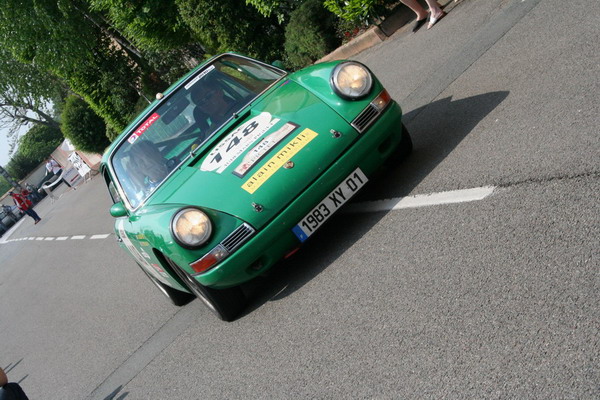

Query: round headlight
[330,62,373,99]
[171,208,212,248]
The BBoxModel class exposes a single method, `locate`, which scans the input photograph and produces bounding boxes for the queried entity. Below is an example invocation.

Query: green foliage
[0,178,10,195]
[61,96,110,154]
[89,0,193,52]
[245,0,300,23]
[0,47,64,144]
[0,0,141,134]
[176,0,286,62]
[105,124,121,143]
[18,125,64,164]
[141,43,204,88]
[284,0,340,69]
[324,0,391,25]
[6,153,40,180]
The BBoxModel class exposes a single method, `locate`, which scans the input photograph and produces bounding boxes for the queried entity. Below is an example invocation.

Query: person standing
[10,190,41,224]
[45,157,75,189]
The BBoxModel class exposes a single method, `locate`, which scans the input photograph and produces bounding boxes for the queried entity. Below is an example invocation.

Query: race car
[101,53,412,321]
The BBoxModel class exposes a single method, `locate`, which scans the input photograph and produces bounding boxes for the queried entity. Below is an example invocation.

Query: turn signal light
[190,245,229,274]
[371,89,391,111]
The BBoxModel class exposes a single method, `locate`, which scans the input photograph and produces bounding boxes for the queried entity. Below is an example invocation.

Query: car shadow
[241,91,510,315]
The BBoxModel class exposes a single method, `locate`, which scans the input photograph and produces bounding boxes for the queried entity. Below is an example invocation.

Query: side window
[103,170,122,204]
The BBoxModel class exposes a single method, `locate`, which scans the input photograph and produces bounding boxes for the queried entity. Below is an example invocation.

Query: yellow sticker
[242,128,318,194]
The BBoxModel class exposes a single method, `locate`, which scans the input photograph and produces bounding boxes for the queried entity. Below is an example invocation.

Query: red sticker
[128,113,160,144]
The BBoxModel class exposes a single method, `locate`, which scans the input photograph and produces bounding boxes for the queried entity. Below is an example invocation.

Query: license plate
[292,168,368,242]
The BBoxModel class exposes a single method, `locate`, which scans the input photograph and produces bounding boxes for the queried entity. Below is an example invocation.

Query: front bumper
[196,103,405,289]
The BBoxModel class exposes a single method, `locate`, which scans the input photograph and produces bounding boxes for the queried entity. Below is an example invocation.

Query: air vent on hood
[351,104,380,133]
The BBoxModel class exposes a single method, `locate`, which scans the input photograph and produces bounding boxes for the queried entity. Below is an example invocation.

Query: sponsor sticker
[241,128,318,194]
[233,122,299,177]
[184,65,215,90]
[200,112,279,174]
[128,113,160,144]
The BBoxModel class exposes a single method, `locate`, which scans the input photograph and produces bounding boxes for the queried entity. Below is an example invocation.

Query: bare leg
[423,0,444,18]
[399,0,429,20]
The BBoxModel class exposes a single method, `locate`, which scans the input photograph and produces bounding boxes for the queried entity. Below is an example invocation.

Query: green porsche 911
[101,53,412,321]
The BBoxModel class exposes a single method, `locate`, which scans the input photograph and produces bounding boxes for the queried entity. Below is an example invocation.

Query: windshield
[110,55,285,209]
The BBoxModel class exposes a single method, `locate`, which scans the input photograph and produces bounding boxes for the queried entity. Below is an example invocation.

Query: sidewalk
[318,0,462,62]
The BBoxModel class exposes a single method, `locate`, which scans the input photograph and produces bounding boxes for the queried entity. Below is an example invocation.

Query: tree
[89,0,193,52]
[61,96,110,154]
[0,47,65,153]
[17,125,64,164]
[245,0,299,23]
[284,0,340,69]
[6,153,40,180]
[176,0,286,62]
[0,0,142,133]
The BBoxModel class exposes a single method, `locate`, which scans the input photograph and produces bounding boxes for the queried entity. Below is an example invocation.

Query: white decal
[116,219,166,282]
[185,65,215,90]
[201,112,279,173]
[233,122,299,177]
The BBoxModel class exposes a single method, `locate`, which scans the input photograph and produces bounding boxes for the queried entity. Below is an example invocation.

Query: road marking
[1,233,113,244]
[344,186,496,213]
[1,188,495,245]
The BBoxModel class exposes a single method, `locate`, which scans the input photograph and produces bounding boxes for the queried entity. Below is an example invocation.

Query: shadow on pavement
[241,90,509,312]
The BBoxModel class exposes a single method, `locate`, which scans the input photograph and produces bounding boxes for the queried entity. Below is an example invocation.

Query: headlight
[330,62,373,100]
[171,208,212,248]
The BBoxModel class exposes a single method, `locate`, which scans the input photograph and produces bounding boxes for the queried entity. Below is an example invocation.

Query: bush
[61,96,110,154]
[284,0,340,69]
[324,0,392,25]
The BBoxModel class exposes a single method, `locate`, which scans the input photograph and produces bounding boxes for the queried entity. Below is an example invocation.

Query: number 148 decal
[200,112,279,173]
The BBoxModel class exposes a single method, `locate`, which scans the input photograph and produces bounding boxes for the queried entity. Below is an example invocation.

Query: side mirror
[110,202,128,218]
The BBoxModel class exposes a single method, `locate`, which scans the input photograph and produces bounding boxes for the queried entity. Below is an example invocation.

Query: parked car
[0,204,20,234]
[101,53,412,321]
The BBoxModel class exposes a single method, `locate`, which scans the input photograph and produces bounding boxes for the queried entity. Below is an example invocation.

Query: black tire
[164,256,246,321]
[138,264,195,306]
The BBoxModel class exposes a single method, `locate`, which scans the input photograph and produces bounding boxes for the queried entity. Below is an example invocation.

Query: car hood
[149,80,360,229]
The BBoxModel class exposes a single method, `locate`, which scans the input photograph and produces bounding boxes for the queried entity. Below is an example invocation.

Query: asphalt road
[1,0,598,398]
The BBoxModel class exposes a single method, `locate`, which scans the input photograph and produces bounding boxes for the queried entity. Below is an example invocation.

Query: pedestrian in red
[10,189,42,224]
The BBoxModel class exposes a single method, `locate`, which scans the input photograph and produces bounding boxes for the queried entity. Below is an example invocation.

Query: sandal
[427,11,447,30]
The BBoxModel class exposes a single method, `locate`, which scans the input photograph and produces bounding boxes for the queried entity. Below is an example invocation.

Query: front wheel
[164,256,246,321]
[138,264,195,307]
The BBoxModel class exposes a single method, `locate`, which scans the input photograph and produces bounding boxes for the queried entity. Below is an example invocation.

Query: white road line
[1,188,496,245]
[344,186,496,213]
